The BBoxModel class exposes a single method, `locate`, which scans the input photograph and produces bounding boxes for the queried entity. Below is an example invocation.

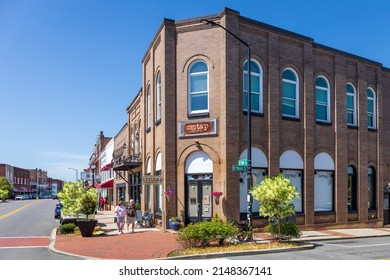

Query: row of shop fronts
[87,8,390,230]
[0,164,63,198]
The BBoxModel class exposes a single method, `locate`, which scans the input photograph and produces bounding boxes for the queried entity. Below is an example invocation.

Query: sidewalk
[49,211,390,260]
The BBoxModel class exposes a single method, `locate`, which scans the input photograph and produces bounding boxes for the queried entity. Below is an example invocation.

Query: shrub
[211,213,222,223]
[177,220,238,248]
[58,223,76,235]
[264,222,301,241]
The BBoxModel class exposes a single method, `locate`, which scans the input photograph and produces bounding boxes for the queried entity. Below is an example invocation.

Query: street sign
[232,165,249,172]
[238,159,248,166]
[142,175,164,185]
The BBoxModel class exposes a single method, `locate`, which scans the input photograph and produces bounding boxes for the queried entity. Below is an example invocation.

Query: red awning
[96,179,114,189]
[101,163,112,171]
[13,186,24,192]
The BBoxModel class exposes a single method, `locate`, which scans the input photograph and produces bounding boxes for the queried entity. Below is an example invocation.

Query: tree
[0,189,9,202]
[250,174,299,238]
[0,177,12,200]
[57,181,97,219]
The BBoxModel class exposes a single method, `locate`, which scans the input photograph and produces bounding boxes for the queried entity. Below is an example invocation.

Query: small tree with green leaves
[250,174,300,240]
[79,187,98,220]
[58,181,85,218]
[58,181,98,220]
[0,189,9,202]
[0,177,12,200]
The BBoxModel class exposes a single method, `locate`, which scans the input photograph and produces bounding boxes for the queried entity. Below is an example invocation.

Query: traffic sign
[232,165,249,172]
[238,159,248,166]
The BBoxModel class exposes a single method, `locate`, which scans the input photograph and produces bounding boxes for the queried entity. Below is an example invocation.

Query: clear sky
[1,0,390,182]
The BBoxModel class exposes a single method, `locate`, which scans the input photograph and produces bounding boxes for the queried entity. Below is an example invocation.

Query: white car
[15,195,24,200]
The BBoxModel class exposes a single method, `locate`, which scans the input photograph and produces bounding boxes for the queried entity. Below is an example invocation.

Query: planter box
[77,219,97,237]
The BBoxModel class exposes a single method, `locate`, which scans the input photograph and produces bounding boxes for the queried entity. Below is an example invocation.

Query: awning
[101,163,112,171]
[13,186,24,192]
[96,179,114,189]
[113,161,141,171]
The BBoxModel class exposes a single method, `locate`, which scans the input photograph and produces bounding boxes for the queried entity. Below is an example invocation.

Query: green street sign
[238,159,248,166]
[232,165,249,172]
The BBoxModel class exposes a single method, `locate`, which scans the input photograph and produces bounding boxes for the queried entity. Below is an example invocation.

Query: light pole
[68,167,79,182]
[201,19,253,232]
[91,164,96,188]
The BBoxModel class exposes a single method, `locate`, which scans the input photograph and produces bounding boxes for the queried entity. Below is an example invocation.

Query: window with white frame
[147,85,151,130]
[347,83,357,126]
[315,76,330,122]
[155,153,162,214]
[243,59,262,113]
[314,152,335,212]
[156,71,161,122]
[146,158,152,211]
[280,150,304,213]
[282,68,299,118]
[367,88,376,129]
[188,61,208,114]
[239,148,268,214]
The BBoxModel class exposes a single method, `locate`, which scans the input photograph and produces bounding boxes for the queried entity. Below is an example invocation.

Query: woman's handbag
[114,217,117,223]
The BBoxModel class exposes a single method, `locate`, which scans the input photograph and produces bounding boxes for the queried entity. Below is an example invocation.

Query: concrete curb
[48,228,101,260]
[165,242,315,260]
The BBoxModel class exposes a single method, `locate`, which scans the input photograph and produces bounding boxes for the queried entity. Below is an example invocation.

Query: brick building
[120,8,390,229]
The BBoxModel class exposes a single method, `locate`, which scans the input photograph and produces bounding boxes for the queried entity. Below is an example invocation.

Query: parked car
[54,202,63,219]
[15,195,24,200]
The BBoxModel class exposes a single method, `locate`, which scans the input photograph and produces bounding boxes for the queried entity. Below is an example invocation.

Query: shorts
[126,216,136,224]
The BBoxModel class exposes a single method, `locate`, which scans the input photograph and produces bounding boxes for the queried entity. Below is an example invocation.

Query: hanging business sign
[142,175,164,185]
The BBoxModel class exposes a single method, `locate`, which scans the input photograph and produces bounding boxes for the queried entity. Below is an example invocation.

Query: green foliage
[58,223,76,234]
[0,177,12,199]
[264,222,301,241]
[251,174,299,222]
[211,213,223,223]
[57,181,98,219]
[0,189,9,201]
[177,221,238,248]
[135,202,141,210]
[79,188,98,220]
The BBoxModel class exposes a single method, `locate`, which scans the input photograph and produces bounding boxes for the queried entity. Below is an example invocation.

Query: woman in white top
[114,201,126,234]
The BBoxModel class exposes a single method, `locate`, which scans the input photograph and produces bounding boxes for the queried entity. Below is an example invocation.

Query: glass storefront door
[186,174,213,224]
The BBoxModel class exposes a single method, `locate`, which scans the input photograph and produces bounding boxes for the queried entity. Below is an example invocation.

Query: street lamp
[68,167,79,182]
[91,164,96,188]
[201,19,253,232]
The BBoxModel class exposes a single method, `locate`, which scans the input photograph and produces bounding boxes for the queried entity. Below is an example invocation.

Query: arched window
[280,150,304,213]
[347,83,357,126]
[145,158,152,211]
[188,61,208,114]
[146,85,151,131]
[282,68,299,118]
[315,76,330,123]
[348,165,357,211]
[368,166,376,209]
[239,148,268,214]
[314,152,334,212]
[155,153,162,214]
[367,88,376,129]
[243,59,263,113]
[156,71,162,122]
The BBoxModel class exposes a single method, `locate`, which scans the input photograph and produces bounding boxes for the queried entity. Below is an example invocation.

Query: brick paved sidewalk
[53,228,181,260]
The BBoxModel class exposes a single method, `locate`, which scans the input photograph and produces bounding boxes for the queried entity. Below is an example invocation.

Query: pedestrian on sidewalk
[99,197,105,211]
[126,199,137,233]
[114,201,126,234]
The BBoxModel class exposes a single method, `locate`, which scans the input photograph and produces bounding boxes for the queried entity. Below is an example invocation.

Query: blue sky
[1,0,390,182]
